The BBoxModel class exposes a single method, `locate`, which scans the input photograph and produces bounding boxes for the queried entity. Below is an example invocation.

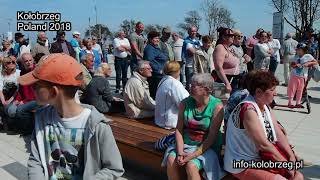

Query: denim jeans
[114,56,129,90]
[6,101,40,133]
[269,59,279,75]
[185,66,193,91]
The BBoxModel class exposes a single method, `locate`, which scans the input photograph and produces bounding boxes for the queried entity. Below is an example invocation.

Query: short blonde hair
[232,29,242,36]
[2,56,16,75]
[163,61,180,75]
[94,63,110,76]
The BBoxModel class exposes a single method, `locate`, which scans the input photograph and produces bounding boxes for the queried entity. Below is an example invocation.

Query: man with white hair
[113,30,131,93]
[123,60,155,119]
[282,32,298,86]
[31,31,49,59]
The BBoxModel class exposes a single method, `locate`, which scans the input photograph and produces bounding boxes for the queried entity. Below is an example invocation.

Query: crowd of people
[0,20,319,179]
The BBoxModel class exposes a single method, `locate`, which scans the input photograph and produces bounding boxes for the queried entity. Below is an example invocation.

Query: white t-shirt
[268,39,281,62]
[45,107,91,179]
[113,37,130,58]
[173,38,184,61]
[0,70,20,91]
[93,44,103,55]
[291,54,314,78]
[155,76,189,129]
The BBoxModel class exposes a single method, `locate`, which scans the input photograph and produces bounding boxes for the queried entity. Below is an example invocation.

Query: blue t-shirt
[291,54,314,78]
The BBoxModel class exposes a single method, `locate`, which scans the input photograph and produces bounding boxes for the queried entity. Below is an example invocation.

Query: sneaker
[295,104,304,108]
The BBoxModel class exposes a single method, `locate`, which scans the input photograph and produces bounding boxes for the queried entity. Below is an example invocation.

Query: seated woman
[155,61,189,129]
[0,56,20,128]
[81,63,124,114]
[164,73,225,180]
[224,70,303,180]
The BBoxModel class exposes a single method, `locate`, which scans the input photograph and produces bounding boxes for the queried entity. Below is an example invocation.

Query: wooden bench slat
[106,115,172,134]
[111,121,169,139]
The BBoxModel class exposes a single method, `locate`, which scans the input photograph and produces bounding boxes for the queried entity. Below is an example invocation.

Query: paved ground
[0,57,319,179]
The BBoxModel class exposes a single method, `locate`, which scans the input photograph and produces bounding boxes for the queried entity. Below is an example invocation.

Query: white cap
[72,31,81,35]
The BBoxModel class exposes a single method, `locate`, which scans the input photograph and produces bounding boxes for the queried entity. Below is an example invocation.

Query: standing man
[159,26,174,61]
[13,32,31,58]
[267,32,281,75]
[31,31,50,59]
[129,22,145,72]
[282,32,298,86]
[50,31,76,59]
[70,31,82,62]
[172,32,184,82]
[113,31,131,93]
[181,25,201,91]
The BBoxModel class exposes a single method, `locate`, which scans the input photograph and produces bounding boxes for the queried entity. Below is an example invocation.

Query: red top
[15,65,36,103]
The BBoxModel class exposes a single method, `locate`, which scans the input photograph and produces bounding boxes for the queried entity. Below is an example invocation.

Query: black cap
[15,32,24,39]
[56,30,65,37]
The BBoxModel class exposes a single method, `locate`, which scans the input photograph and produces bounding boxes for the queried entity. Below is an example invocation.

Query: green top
[183,95,223,153]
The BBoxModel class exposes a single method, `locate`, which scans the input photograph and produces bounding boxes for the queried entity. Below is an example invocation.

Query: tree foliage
[178,10,202,33]
[85,24,112,39]
[201,0,235,36]
[119,19,137,36]
[271,0,320,36]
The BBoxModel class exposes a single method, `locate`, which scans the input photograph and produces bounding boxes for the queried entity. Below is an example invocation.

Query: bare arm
[269,109,296,161]
[213,45,231,91]
[243,105,287,161]
[175,102,185,156]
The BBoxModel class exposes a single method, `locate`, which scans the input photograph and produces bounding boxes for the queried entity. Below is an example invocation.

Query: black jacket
[81,76,113,113]
[49,40,76,58]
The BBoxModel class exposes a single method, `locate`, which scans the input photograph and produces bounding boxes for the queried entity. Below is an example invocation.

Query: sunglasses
[225,34,235,38]
[5,61,16,65]
[235,35,243,38]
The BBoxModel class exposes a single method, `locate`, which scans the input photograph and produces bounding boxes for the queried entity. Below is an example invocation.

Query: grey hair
[37,31,45,38]
[136,60,150,71]
[286,32,294,39]
[117,30,125,37]
[191,73,214,93]
[80,53,94,63]
[188,25,197,33]
[94,63,109,76]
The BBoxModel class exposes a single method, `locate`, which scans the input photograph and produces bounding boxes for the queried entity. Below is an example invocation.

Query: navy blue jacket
[143,44,168,77]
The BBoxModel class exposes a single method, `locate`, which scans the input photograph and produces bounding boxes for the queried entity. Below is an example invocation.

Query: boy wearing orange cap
[20,53,124,179]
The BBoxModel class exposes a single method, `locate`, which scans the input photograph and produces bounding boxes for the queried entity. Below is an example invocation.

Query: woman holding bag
[224,70,303,180]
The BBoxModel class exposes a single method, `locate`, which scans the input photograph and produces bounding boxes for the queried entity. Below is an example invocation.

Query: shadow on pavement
[301,164,320,180]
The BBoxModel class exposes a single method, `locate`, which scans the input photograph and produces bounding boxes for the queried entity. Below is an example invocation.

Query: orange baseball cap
[18,53,83,86]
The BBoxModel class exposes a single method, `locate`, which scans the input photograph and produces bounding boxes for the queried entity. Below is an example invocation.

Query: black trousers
[114,56,129,90]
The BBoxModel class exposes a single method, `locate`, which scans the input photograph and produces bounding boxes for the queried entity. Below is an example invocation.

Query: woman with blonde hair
[0,56,20,106]
[155,61,189,129]
[0,56,20,128]
[82,63,123,113]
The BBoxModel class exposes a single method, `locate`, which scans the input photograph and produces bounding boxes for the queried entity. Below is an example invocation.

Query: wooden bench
[105,114,173,172]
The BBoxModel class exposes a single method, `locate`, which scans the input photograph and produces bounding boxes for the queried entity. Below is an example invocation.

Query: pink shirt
[223,51,240,75]
[246,36,259,57]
